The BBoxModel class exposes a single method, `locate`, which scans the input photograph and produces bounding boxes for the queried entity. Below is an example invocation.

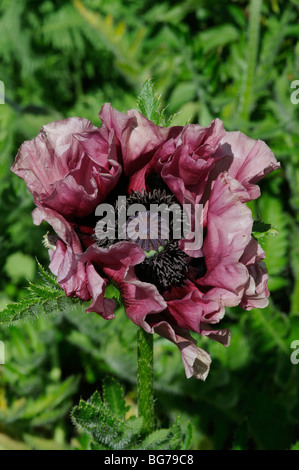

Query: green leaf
[197,24,239,54]
[71,391,125,449]
[36,260,62,290]
[249,305,289,354]
[71,379,192,450]
[104,282,122,305]
[167,417,183,450]
[0,263,82,325]
[168,82,197,113]
[256,193,288,289]
[252,220,278,239]
[136,79,171,126]
[102,376,129,420]
[181,422,193,451]
[139,428,171,450]
[121,417,144,449]
[73,395,143,450]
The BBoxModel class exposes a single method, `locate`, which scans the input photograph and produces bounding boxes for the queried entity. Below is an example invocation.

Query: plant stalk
[137,327,154,435]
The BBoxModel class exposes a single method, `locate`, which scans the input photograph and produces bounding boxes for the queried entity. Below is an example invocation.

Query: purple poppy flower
[11,104,280,380]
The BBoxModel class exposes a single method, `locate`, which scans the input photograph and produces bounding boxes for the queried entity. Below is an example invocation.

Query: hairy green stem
[137,327,154,434]
[239,0,263,121]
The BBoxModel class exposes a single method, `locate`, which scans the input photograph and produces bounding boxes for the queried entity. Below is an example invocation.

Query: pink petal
[12,117,95,200]
[164,282,230,346]
[12,117,121,219]
[118,267,167,328]
[165,282,221,328]
[214,131,281,201]
[32,207,90,300]
[153,119,225,202]
[85,262,116,319]
[99,103,181,176]
[198,173,253,305]
[43,157,121,218]
[147,318,212,380]
[239,237,270,309]
[80,241,146,270]
[80,242,167,323]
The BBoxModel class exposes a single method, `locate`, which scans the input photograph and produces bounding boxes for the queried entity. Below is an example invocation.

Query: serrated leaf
[71,392,124,448]
[0,263,81,325]
[36,260,61,290]
[137,80,172,126]
[0,289,67,325]
[88,390,103,409]
[71,384,146,450]
[118,416,144,449]
[166,417,183,450]
[102,377,129,420]
[139,428,170,450]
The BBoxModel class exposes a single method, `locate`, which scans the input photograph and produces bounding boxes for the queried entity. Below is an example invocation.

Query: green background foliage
[0,0,299,450]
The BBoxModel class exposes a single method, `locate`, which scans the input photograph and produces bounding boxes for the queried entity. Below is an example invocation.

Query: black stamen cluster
[135,242,188,293]
[94,180,190,292]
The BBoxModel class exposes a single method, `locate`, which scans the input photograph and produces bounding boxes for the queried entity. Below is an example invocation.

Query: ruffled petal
[198,173,253,305]
[85,262,116,319]
[213,131,281,201]
[99,103,181,176]
[239,237,270,309]
[146,317,212,380]
[11,117,95,201]
[32,207,90,300]
[79,242,167,322]
[12,117,122,219]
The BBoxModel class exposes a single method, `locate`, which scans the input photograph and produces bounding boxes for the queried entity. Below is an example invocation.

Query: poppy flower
[11,103,280,380]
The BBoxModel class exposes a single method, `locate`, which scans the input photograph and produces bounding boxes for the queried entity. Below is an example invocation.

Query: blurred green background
[0,0,299,450]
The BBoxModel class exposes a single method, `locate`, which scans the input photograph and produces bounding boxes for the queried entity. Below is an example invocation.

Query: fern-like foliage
[0,262,82,326]
[71,377,192,450]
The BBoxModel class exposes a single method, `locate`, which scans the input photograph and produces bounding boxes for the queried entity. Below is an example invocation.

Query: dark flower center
[135,241,188,293]
[94,177,196,292]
